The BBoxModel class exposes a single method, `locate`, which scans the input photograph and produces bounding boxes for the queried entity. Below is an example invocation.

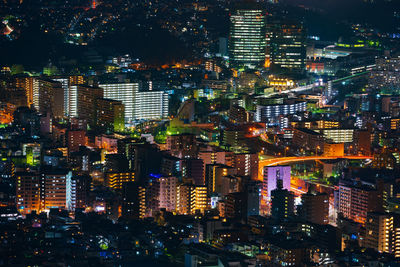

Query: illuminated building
[233,153,259,181]
[269,20,306,71]
[100,83,138,122]
[292,128,324,152]
[365,212,400,257]
[372,151,397,170]
[158,176,178,212]
[222,128,246,147]
[96,98,125,132]
[220,175,241,197]
[177,184,207,215]
[16,172,40,215]
[369,57,400,94]
[15,76,34,106]
[228,2,266,69]
[77,85,103,123]
[41,170,72,211]
[70,175,88,210]
[299,190,329,225]
[267,75,294,89]
[323,143,344,157]
[262,166,291,201]
[353,130,372,156]
[134,90,168,120]
[198,149,234,167]
[293,120,340,130]
[271,179,295,220]
[339,184,381,225]
[51,75,84,116]
[206,164,236,196]
[67,130,86,153]
[316,129,354,143]
[255,99,306,124]
[166,134,198,159]
[121,182,146,219]
[22,143,41,166]
[228,105,248,124]
[117,138,162,182]
[100,82,168,122]
[391,118,400,130]
[33,78,64,117]
[105,172,135,190]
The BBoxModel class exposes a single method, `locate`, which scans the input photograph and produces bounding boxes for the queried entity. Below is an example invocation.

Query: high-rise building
[365,212,400,257]
[40,170,72,211]
[262,166,291,200]
[100,83,138,122]
[270,179,294,220]
[339,183,382,225]
[135,91,169,121]
[182,158,205,185]
[33,78,64,117]
[105,172,135,190]
[246,181,261,217]
[67,130,86,153]
[299,190,329,225]
[15,76,34,106]
[16,172,41,215]
[269,20,306,71]
[121,182,146,219]
[70,175,89,210]
[99,82,168,122]
[158,176,178,212]
[50,76,84,117]
[177,184,207,215]
[117,138,162,182]
[225,192,246,219]
[96,98,125,132]
[166,134,198,159]
[77,85,103,123]
[206,164,236,196]
[229,2,266,69]
[369,57,400,94]
[233,153,259,180]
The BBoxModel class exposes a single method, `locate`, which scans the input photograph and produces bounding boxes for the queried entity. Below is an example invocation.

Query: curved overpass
[258,155,372,180]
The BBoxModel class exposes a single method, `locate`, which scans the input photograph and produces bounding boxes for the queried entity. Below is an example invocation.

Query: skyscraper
[269,19,306,71]
[229,2,266,69]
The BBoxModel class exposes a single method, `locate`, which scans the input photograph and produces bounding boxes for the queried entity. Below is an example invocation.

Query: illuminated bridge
[257,155,372,181]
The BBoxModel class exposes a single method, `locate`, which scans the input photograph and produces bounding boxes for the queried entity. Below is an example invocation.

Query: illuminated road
[258,155,372,180]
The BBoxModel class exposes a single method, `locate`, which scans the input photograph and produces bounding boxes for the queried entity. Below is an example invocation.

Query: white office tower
[99,82,168,122]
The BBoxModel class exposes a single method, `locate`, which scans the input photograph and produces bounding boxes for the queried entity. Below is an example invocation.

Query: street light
[284,146,289,157]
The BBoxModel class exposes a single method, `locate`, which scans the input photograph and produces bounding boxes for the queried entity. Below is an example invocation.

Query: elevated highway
[258,155,372,181]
